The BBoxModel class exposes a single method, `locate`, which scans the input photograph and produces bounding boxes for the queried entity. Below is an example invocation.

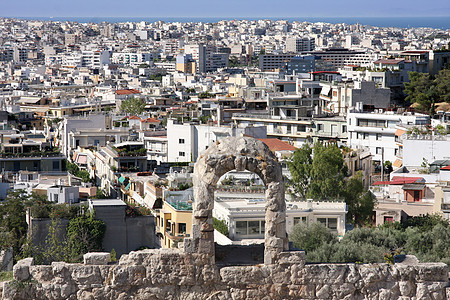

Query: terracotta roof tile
[258,138,297,152]
[116,89,141,95]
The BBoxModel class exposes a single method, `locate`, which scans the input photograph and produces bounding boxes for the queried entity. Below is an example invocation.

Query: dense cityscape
[0,15,449,299]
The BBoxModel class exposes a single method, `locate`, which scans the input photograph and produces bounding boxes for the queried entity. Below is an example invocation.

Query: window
[317,217,338,231]
[376,133,382,140]
[376,147,382,155]
[342,125,347,133]
[384,216,394,223]
[178,223,186,234]
[286,125,292,134]
[297,125,306,132]
[317,124,323,131]
[179,138,185,144]
[179,151,185,157]
[293,216,307,226]
[414,190,420,202]
[235,220,265,236]
[363,133,369,140]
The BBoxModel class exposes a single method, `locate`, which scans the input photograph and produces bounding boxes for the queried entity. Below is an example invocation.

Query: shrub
[213,218,229,237]
[290,222,336,253]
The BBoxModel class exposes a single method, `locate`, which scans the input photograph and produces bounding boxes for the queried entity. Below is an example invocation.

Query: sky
[1,0,449,18]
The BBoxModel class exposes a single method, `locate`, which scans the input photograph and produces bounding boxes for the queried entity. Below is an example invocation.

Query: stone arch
[183,136,288,264]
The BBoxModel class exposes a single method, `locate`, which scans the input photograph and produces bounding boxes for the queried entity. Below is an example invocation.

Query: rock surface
[83,252,111,265]
[5,250,448,300]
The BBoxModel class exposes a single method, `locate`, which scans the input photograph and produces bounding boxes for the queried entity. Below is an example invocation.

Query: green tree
[287,143,374,226]
[434,68,450,103]
[308,142,347,200]
[66,213,106,262]
[0,190,28,261]
[342,172,376,226]
[287,142,347,200]
[41,219,70,264]
[286,143,312,199]
[213,218,229,237]
[290,222,336,253]
[289,214,449,264]
[404,72,435,111]
[404,69,450,113]
[120,97,146,116]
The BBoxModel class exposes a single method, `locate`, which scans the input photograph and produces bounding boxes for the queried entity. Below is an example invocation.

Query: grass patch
[0,271,13,281]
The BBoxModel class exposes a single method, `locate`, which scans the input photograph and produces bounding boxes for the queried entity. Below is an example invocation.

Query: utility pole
[381,147,385,182]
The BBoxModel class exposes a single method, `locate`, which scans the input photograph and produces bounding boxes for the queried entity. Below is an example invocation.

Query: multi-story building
[285,36,315,53]
[281,55,316,74]
[111,52,153,66]
[155,188,193,248]
[347,109,429,167]
[259,53,296,71]
[166,119,266,163]
[213,192,347,239]
[305,48,377,69]
[176,54,196,74]
[319,80,391,114]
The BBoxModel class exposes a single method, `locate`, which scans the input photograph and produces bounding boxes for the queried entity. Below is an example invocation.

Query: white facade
[111,52,153,66]
[47,185,79,204]
[285,36,315,53]
[348,111,429,164]
[403,135,450,168]
[213,192,347,240]
[166,119,266,163]
[59,114,107,157]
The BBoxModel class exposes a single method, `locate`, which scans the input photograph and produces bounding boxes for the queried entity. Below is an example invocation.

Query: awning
[118,176,126,183]
[393,159,403,168]
[132,192,145,206]
[395,129,406,137]
[143,193,156,208]
[402,184,425,191]
[76,154,87,165]
[320,85,331,96]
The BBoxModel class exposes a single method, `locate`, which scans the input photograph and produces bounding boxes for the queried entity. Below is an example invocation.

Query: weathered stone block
[277,251,305,266]
[13,257,33,281]
[83,252,111,265]
[394,254,419,265]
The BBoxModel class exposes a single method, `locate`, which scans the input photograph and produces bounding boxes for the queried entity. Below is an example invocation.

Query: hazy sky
[2,0,450,18]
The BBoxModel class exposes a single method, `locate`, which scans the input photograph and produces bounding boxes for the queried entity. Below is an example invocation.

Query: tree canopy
[290,214,449,264]
[287,142,375,225]
[404,69,450,113]
[120,97,146,116]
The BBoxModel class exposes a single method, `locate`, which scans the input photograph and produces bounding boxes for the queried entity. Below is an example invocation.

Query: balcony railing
[0,151,64,158]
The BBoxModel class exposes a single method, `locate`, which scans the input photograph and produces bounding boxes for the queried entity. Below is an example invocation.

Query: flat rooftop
[89,199,126,207]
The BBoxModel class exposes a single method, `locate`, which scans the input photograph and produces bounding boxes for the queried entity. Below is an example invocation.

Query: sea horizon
[2,16,449,29]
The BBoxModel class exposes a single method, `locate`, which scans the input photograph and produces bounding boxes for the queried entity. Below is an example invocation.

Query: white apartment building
[402,135,450,168]
[166,119,266,163]
[213,192,347,240]
[348,110,429,166]
[285,36,315,53]
[111,52,153,66]
[58,114,107,157]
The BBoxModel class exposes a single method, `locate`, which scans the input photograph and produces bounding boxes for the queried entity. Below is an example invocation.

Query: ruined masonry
[4,137,449,299]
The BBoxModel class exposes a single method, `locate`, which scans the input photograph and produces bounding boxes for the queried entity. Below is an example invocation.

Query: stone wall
[28,215,155,259]
[4,249,448,300]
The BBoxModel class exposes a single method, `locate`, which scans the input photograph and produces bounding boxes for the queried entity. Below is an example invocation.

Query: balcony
[0,151,64,159]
